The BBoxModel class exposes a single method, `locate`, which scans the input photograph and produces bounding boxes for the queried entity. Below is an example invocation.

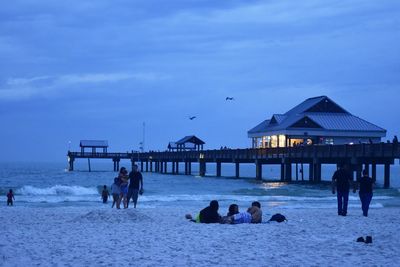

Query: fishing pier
[67,143,400,188]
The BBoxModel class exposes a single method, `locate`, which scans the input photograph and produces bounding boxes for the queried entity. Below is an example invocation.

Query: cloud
[0,72,170,100]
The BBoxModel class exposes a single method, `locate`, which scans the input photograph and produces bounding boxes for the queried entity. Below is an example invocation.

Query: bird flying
[189,116,196,120]
[226,97,234,101]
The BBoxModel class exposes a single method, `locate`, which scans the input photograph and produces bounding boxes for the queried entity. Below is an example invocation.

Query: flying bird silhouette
[189,116,197,120]
[226,97,234,101]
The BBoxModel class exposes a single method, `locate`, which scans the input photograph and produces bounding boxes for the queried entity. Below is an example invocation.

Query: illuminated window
[271,135,278,148]
[279,135,286,147]
[325,138,334,145]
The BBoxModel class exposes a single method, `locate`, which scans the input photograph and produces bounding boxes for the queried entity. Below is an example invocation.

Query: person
[111,178,121,209]
[355,169,375,217]
[185,200,221,223]
[101,185,110,204]
[332,164,355,216]
[231,202,262,224]
[127,164,144,208]
[7,189,15,206]
[393,135,398,144]
[118,167,129,209]
[227,204,239,216]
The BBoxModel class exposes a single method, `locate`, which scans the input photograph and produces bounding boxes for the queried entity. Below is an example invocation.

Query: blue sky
[1,0,399,162]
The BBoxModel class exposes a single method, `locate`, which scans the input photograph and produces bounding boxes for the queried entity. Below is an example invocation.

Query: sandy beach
[1,204,399,267]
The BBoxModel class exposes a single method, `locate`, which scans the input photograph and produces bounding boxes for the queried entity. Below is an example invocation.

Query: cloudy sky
[1,0,399,162]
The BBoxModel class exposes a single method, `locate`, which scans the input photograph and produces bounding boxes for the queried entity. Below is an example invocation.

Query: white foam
[16,185,98,196]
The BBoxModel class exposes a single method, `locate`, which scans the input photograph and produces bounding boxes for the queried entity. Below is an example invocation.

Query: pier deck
[67,143,400,188]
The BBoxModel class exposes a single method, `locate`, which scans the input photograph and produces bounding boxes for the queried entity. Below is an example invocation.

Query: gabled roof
[175,135,205,145]
[248,96,386,135]
[80,140,108,147]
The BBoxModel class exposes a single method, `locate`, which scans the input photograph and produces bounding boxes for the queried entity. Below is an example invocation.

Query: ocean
[1,160,400,209]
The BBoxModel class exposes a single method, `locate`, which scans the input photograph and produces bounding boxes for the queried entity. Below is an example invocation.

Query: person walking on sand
[7,189,15,206]
[127,164,143,208]
[101,185,110,204]
[355,169,375,217]
[118,167,129,209]
[111,177,121,209]
[332,164,355,216]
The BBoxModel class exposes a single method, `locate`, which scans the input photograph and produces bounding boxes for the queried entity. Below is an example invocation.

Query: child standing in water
[7,189,15,206]
[101,185,110,204]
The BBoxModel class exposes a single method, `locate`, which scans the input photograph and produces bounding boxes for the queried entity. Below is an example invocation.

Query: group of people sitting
[186,200,262,224]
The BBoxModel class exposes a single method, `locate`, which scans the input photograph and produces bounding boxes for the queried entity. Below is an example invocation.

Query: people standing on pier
[127,164,144,208]
[118,167,129,209]
[7,189,15,206]
[111,178,121,209]
[355,169,375,217]
[332,164,355,216]
[101,185,110,203]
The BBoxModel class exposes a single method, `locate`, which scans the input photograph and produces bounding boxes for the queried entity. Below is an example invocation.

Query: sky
[0,0,399,162]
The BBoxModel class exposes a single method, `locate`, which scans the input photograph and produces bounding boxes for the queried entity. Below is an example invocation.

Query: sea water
[1,161,399,209]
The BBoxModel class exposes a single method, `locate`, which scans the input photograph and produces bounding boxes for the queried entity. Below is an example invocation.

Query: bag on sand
[269,213,287,223]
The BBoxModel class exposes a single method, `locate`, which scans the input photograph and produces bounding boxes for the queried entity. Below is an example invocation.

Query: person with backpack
[355,169,375,217]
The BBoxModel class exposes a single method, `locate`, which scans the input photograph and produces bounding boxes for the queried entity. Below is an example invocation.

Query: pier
[67,143,399,188]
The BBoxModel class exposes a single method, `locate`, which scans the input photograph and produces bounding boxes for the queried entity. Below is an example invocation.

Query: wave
[16,185,98,196]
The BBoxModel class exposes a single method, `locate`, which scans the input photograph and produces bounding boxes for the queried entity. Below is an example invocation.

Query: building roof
[175,135,205,145]
[80,140,108,148]
[248,96,386,136]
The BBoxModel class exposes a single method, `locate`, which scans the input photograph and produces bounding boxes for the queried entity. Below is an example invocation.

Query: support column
[356,164,362,181]
[188,162,192,175]
[140,161,144,172]
[371,163,376,181]
[285,162,292,181]
[235,162,240,178]
[68,157,74,171]
[164,161,168,173]
[309,163,314,182]
[199,161,206,177]
[146,161,149,172]
[131,160,135,171]
[384,163,391,188]
[184,162,188,175]
[216,162,221,177]
[160,161,164,173]
[314,163,321,182]
[88,158,91,172]
[280,163,285,181]
[172,161,176,174]
[176,162,179,174]
[255,160,262,180]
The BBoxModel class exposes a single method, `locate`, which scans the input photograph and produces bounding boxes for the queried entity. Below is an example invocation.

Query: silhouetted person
[355,169,375,217]
[199,200,221,223]
[332,164,355,216]
[127,164,143,208]
[7,189,15,206]
[393,135,398,145]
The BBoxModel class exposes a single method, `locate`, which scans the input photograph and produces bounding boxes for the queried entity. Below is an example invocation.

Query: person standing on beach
[332,164,354,216]
[355,169,375,217]
[127,164,143,208]
[7,189,15,206]
[118,167,129,209]
[111,178,121,209]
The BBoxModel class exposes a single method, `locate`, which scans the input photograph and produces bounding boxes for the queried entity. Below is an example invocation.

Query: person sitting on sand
[228,201,262,224]
[118,167,129,209]
[185,200,221,223]
[111,178,121,209]
[101,185,110,204]
[7,189,15,206]
[227,204,239,216]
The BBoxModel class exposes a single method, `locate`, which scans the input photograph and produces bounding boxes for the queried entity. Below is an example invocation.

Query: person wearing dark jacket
[355,169,375,217]
[199,200,221,223]
[332,164,355,216]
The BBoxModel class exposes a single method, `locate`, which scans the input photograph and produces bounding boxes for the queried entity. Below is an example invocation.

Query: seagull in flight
[189,116,197,120]
[226,97,234,101]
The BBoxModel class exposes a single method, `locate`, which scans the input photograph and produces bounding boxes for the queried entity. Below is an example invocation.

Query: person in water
[101,185,110,204]
[355,169,376,217]
[118,167,129,209]
[7,189,15,206]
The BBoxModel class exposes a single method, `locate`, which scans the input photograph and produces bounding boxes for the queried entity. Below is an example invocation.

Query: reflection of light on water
[261,182,286,189]
[267,201,285,207]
